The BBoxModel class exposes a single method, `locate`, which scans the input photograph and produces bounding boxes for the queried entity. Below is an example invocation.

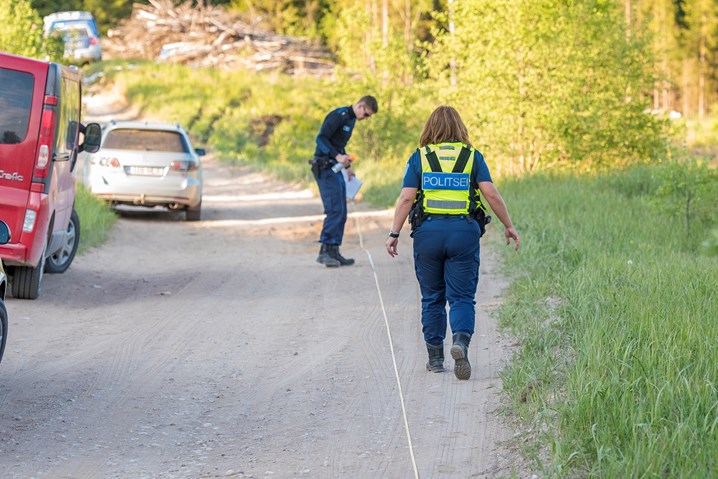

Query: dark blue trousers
[314,167,347,245]
[412,216,481,346]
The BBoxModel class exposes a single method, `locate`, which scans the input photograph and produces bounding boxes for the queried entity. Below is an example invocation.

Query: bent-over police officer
[311,95,378,267]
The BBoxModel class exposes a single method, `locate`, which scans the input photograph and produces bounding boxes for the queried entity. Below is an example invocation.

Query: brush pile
[103,0,335,76]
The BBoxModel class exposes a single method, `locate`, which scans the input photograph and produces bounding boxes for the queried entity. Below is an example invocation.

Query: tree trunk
[448,0,456,86]
[405,0,412,53]
[661,4,670,111]
[365,0,375,72]
[382,0,389,46]
[682,58,690,116]
[305,0,316,35]
[699,7,707,119]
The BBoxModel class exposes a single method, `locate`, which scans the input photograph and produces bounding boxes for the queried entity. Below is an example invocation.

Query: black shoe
[425,343,444,373]
[327,244,355,266]
[316,243,340,267]
[450,332,471,380]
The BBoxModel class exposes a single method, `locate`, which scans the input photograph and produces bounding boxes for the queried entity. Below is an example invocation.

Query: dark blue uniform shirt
[402,148,493,188]
[314,106,356,161]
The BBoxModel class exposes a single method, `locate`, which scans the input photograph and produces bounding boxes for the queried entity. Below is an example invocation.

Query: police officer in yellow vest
[386,106,520,380]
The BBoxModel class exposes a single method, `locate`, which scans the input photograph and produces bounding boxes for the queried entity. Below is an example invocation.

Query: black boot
[450,332,472,380]
[425,343,445,373]
[316,243,340,267]
[327,244,355,266]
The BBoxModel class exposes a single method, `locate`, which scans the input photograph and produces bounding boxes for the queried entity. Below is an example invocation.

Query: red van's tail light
[170,160,198,171]
[35,96,58,178]
[23,210,38,233]
[37,145,50,169]
[89,37,98,46]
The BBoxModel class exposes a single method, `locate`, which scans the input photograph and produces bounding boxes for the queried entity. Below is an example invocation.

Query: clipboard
[342,169,363,200]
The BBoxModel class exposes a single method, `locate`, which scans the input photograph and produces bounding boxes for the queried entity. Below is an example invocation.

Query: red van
[0,52,100,299]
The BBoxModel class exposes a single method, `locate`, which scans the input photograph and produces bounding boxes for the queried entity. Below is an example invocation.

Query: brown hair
[419,105,471,147]
[358,95,378,114]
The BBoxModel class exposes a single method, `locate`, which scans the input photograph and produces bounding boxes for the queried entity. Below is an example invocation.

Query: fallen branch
[104,0,334,77]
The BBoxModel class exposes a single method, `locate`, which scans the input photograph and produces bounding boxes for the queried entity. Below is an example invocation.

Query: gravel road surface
[0,93,528,478]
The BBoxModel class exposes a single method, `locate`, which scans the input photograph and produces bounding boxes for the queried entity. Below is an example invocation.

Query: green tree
[230,0,328,38]
[427,0,666,174]
[653,152,717,240]
[678,0,718,118]
[82,0,136,33]
[0,0,63,60]
[322,0,434,84]
[29,0,82,18]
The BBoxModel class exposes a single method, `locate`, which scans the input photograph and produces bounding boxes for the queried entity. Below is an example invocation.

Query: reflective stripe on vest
[419,142,474,215]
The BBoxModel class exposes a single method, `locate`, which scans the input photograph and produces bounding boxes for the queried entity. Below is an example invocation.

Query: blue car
[43,11,102,63]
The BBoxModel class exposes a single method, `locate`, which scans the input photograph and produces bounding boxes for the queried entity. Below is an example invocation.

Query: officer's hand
[505,227,520,251]
[386,237,399,257]
[336,153,350,166]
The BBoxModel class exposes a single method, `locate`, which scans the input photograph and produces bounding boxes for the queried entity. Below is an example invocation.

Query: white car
[83,121,204,221]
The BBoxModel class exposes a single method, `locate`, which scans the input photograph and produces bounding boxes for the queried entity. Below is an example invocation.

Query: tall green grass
[75,184,117,254]
[496,165,718,477]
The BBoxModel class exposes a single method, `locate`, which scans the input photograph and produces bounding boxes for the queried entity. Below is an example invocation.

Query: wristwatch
[388,230,400,238]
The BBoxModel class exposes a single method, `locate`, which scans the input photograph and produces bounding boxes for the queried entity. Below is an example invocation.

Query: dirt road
[0,98,526,478]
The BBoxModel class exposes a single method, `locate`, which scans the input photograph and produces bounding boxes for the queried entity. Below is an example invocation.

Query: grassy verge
[495,163,717,477]
[75,184,117,254]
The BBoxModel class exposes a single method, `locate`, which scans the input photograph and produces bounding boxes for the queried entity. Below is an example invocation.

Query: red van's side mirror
[80,122,101,153]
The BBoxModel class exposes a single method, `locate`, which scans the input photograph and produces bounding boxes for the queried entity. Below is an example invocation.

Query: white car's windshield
[103,129,189,153]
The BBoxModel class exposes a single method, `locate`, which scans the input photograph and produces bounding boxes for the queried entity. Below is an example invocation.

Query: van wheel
[46,210,81,274]
[186,201,201,222]
[12,253,45,300]
[0,301,7,364]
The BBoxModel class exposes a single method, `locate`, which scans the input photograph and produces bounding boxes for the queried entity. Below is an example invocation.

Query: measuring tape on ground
[351,204,420,479]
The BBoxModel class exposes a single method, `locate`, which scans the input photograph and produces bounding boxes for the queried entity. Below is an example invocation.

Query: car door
[50,69,81,241]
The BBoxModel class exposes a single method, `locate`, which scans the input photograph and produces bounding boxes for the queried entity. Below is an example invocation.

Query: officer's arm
[386,187,418,257]
[316,111,342,159]
[478,181,520,251]
[391,187,417,234]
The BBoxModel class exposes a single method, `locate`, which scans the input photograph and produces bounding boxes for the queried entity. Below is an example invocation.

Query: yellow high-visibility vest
[419,142,475,215]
